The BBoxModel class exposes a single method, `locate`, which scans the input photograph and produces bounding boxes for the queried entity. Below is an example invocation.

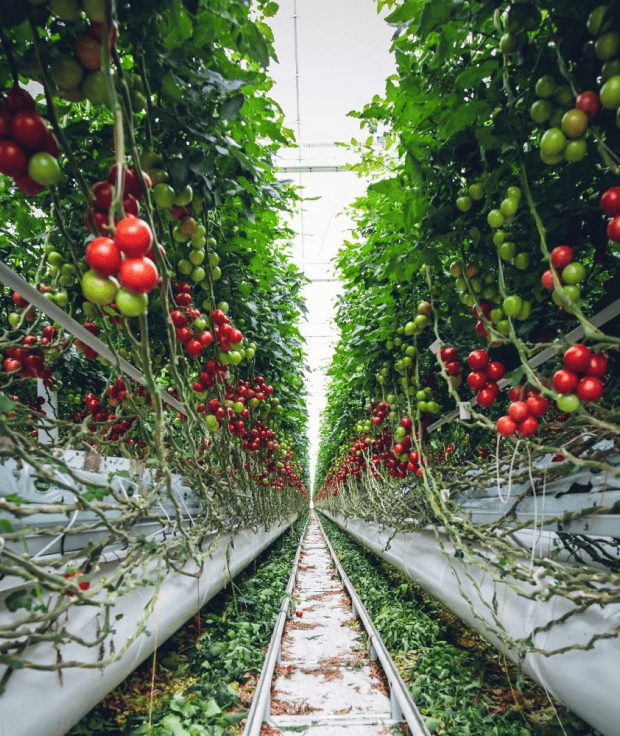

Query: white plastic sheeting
[0,519,295,736]
[322,512,620,736]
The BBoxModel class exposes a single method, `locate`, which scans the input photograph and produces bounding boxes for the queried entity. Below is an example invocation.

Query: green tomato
[562,261,586,284]
[493,230,505,247]
[563,138,587,163]
[116,288,148,317]
[191,266,206,283]
[81,70,111,106]
[194,317,207,330]
[541,127,567,157]
[82,0,105,22]
[602,58,620,81]
[245,347,256,360]
[47,250,64,267]
[496,319,510,335]
[595,31,620,61]
[8,312,20,328]
[516,299,531,320]
[177,259,192,275]
[191,235,206,249]
[50,54,84,90]
[456,196,472,212]
[188,249,205,265]
[500,197,519,217]
[503,294,523,318]
[506,186,521,201]
[490,307,503,322]
[530,99,552,124]
[498,242,516,261]
[28,153,62,186]
[468,182,485,200]
[556,394,580,412]
[173,227,190,243]
[482,285,498,300]
[404,321,416,336]
[211,266,222,280]
[553,86,573,106]
[81,271,118,305]
[588,5,611,36]
[600,75,620,108]
[153,183,175,209]
[487,209,505,229]
[535,75,556,98]
[514,252,530,270]
[173,185,193,206]
[217,301,229,314]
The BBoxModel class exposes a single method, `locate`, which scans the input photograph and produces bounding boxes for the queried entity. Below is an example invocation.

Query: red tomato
[118,257,158,294]
[467,349,489,371]
[13,172,44,195]
[123,194,140,216]
[600,186,620,217]
[171,204,187,220]
[75,35,102,71]
[114,216,153,257]
[497,415,517,437]
[86,237,122,277]
[552,369,579,394]
[476,387,496,407]
[509,401,529,422]
[607,216,620,243]
[508,384,525,402]
[550,245,573,269]
[40,131,60,158]
[576,376,603,402]
[475,320,488,338]
[10,111,48,151]
[563,344,591,374]
[472,301,492,320]
[541,269,556,290]
[185,339,203,358]
[526,394,549,417]
[91,180,113,210]
[0,111,11,138]
[3,85,36,114]
[440,346,458,363]
[169,310,187,327]
[466,371,487,390]
[175,326,193,343]
[484,380,500,397]
[197,330,213,347]
[0,139,28,176]
[587,353,608,378]
[486,361,505,381]
[445,360,461,375]
[575,91,601,119]
[517,416,538,436]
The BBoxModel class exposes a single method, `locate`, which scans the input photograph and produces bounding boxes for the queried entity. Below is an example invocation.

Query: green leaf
[6,589,32,613]
[220,94,245,121]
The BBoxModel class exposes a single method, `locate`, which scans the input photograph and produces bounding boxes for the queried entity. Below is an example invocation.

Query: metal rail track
[243,513,430,736]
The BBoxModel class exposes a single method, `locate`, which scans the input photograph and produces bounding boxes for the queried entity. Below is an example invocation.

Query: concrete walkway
[265,513,402,735]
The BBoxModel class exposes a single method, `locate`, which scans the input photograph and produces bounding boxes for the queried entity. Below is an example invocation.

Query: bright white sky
[267,0,396,480]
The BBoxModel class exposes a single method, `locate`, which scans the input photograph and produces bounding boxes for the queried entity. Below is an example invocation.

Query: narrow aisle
[266,513,402,735]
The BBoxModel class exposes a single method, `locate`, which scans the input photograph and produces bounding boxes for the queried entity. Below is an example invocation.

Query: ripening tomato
[587,353,608,378]
[576,376,603,402]
[517,415,539,436]
[497,415,517,437]
[541,269,556,290]
[114,216,152,257]
[552,368,579,394]
[118,257,158,294]
[563,344,591,374]
[600,186,620,217]
[10,111,48,151]
[467,349,489,371]
[86,237,122,277]
[550,245,573,269]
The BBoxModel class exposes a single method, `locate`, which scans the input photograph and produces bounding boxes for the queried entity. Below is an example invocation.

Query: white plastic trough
[321,511,620,736]
[0,517,296,736]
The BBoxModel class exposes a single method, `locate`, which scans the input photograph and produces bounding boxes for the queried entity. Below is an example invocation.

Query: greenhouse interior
[0,0,619,735]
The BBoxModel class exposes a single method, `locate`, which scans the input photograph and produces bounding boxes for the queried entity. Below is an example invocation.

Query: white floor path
[265,513,405,735]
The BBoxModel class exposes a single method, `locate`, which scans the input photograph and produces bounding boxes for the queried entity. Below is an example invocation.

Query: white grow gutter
[321,512,620,736]
[0,518,296,736]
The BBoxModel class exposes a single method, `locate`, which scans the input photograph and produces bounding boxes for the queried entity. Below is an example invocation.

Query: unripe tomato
[75,35,102,71]
[552,368,579,395]
[28,152,61,186]
[550,245,573,269]
[115,288,148,317]
[81,270,118,305]
[114,216,153,257]
[563,344,591,374]
[576,376,603,403]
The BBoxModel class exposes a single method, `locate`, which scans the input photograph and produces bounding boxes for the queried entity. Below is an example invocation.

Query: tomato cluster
[466,350,505,407]
[496,385,550,438]
[0,85,61,194]
[552,344,607,410]
[3,334,54,385]
[85,166,151,237]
